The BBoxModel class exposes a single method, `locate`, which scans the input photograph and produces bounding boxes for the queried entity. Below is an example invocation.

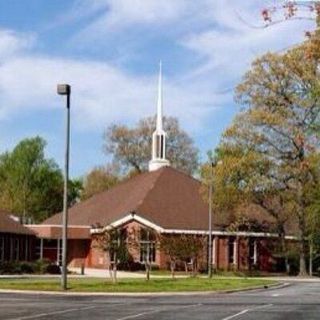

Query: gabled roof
[0,210,35,235]
[43,167,213,231]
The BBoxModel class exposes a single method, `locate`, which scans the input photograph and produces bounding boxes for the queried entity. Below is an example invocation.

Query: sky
[0,0,315,177]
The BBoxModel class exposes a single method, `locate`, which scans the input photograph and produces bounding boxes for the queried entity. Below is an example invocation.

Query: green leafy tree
[0,136,78,223]
[104,116,199,175]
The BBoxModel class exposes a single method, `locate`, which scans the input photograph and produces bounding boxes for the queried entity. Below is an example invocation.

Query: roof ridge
[163,166,201,184]
[134,168,165,212]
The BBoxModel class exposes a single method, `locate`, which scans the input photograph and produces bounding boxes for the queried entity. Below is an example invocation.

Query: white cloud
[180,1,315,86]
[0,1,316,161]
[0,29,35,60]
[0,54,223,134]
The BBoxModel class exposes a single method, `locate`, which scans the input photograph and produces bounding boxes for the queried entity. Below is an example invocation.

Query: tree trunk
[309,239,313,277]
[191,258,196,278]
[279,229,290,274]
[145,262,150,281]
[297,184,307,277]
[299,239,307,277]
[170,261,176,279]
[298,215,307,276]
[113,263,117,283]
[184,262,188,274]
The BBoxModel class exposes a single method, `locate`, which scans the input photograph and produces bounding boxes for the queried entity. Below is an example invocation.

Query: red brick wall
[67,239,91,268]
[56,224,295,273]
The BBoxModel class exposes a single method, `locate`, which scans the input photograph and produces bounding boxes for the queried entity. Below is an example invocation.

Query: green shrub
[19,262,35,274]
[0,259,60,275]
[33,259,51,274]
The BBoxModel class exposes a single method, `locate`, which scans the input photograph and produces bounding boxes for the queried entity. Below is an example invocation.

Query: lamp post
[208,162,214,278]
[57,84,71,290]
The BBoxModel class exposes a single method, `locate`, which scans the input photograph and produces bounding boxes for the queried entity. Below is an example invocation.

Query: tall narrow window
[228,237,235,265]
[160,135,164,158]
[14,238,19,261]
[0,236,4,261]
[25,236,29,261]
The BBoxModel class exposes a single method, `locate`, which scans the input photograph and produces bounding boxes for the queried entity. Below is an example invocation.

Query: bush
[46,264,61,274]
[0,259,61,275]
[0,261,22,274]
[33,259,51,274]
[19,262,35,274]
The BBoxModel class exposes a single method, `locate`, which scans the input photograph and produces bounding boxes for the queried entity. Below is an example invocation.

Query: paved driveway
[0,281,319,319]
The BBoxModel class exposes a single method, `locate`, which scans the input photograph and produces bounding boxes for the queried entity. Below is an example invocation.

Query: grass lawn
[0,277,277,293]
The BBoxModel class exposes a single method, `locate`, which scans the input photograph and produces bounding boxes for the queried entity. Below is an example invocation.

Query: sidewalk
[68,267,146,278]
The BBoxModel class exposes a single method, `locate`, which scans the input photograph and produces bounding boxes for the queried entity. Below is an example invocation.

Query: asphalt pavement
[0,281,319,320]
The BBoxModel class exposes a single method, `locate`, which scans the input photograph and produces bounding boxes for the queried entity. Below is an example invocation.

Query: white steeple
[148,61,170,172]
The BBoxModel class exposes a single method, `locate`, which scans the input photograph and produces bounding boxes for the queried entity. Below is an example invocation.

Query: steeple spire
[156,61,163,131]
[148,61,170,172]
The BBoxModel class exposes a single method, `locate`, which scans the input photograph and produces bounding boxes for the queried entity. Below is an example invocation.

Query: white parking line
[221,304,273,320]
[114,303,201,320]
[221,309,249,320]
[6,306,95,320]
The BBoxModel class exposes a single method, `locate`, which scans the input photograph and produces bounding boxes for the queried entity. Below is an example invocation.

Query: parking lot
[0,281,320,320]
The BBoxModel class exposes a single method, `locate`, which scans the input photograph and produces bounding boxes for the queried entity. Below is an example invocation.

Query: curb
[0,282,285,297]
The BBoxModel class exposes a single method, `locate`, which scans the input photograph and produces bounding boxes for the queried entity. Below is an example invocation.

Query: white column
[253,240,258,265]
[212,236,217,267]
[233,238,238,269]
[40,238,43,260]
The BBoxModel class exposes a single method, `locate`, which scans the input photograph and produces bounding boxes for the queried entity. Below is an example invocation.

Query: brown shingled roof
[0,210,34,235]
[43,167,213,230]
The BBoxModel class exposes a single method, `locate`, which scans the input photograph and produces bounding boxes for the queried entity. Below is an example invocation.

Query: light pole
[57,84,71,290]
[208,162,214,278]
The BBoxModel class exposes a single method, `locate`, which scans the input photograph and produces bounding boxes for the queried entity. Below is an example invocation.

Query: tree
[68,178,83,206]
[201,147,294,273]
[0,137,66,223]
[210,41,320,275]
[81,165,119,200]
[93,226,134,283]
[138,227,158,281]
[161,234,206,277]
[104,116,199,175]
[260,2,320,28]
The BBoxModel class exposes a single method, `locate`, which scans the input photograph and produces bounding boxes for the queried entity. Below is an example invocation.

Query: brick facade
[37,220,276,273]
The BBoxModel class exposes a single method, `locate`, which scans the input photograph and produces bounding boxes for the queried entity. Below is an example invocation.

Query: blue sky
[0,0,314,177]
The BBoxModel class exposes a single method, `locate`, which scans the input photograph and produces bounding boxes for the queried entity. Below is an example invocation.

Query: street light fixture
[57,84,71,290]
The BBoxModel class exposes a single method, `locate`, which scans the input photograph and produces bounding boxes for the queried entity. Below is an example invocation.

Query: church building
[28,64,292,273]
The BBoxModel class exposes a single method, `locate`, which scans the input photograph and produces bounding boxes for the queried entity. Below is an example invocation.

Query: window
[109,228,127,263]
[139,229,156,263]
[139,242,156,263]
[25,236,29,261]
[155,134,165,159]
[0,236,4,261]
[57,239,62,265]
[13,238,19,261]
[228,237,235,265]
